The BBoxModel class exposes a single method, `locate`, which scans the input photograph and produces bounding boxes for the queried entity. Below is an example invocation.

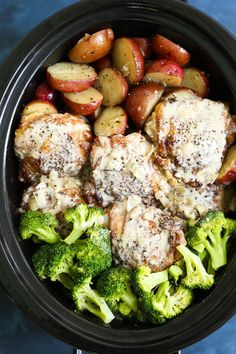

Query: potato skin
[35,81,58,103]
[62,90,103,116]
[144,59,184,87]
[152,34,190,67]
[133,37,152,60]
[126,82,164,128]
[68,28,114,64]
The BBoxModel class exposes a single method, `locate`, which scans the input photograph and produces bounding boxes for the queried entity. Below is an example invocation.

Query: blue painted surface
[0,0,236,353]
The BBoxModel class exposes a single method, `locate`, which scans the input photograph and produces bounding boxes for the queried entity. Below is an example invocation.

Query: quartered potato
[113,37,145,85]
[133,37,152,60]
[143,59,184,87]
[62,87,103,116]
[152,34,190,66]
[126,82,164,128]
[47,62,97,92]
[94,106,127,136]
[35,81,58,103]
[94,67,128,107]
[68,28,114,64]
[182,67,209,98]
[22,100,58,116]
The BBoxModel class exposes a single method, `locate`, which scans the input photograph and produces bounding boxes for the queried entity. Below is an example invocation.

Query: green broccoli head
[32,242,76,289]
[186,211,236,270]
[72,276,115,324]
[20,211,60,244]
[133,266,169,295]
[32,243,52,279]
[72,226,112,280]
[97,266,138,319]
[177,245,214,290]
[153,280,193,319]
[64,204,105,245]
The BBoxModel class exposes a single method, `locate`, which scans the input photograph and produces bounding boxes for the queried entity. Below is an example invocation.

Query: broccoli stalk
[97,266,138,319]
[72,226,112,280]
[64,204,105,245]
[20,211,60,244]
[186,211,236,270]
[153,280,193,319]
[72,277,115,324]
[177,245,214,290]
[168,259,185,285]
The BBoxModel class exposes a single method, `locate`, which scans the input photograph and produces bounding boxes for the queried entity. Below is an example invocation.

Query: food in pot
[15,113,92,182]
[14,28,236,326]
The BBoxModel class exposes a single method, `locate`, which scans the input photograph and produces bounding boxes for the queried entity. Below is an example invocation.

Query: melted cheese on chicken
[15,113,92,181]
[90,133,156,207]
[146,97,231,185]
[110,196,186,272]
[21,170,84,215]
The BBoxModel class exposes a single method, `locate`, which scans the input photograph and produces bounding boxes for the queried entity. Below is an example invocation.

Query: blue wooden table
[0,1,236,353]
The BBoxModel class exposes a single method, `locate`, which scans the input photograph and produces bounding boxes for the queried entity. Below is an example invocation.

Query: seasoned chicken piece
[109,195,186,272]
[153,170,223,220]
[145,97,231,185]
[15,113,93,182]
[89,133,156,207]
[21,170,84,215]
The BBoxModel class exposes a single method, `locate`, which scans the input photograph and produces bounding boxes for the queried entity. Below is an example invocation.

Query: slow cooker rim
[0,0,236,353]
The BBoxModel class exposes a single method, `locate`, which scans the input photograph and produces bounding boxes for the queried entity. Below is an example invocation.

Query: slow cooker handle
[73,349,181,354]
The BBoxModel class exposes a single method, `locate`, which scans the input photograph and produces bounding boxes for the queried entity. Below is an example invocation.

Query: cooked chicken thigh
[21,170,84,215]
[109,195,186,272]
[89,133,156,207]
[145,97,231,185]
[15,113,92,182]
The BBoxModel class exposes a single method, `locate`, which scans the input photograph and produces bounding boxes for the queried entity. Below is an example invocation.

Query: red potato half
[35,81,58,103]
[144,59,184,87]
[163,87,197,102]
[133,38,152,60]
[182,67,209,98]
[126,82,164,128]
[22,100,58,116]
[47,62,97,93]
[62,87,103,116]
[113,37,145,85]
[152,34,190,66]
[94,106,127,136]
[94,67,128,107]
[68,28,114,64]
[217,145,236,185]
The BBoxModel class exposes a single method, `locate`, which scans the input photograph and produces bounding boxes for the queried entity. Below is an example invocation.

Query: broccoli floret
[64,204,105,245]
[168,259,185,285]
[32,244,52,279]
[20,211,60,244]
[153,280,193,319]
[72,226,112,279]
[177,245,214,290]
[186,211,236,270]
[32,243,76,289]
[47,242,76,288]
[132,266,169,324]
[133,266,169,295]
[97,266,138,319]
[72,277,115,324]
